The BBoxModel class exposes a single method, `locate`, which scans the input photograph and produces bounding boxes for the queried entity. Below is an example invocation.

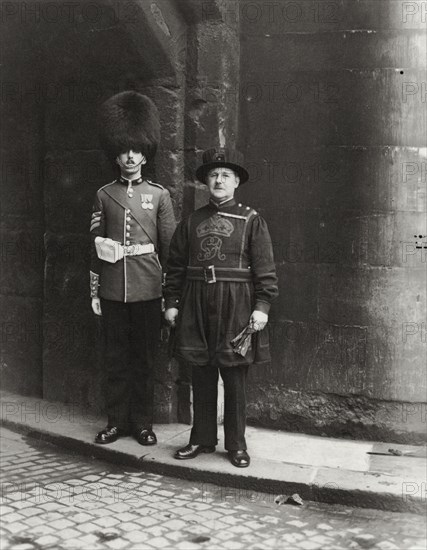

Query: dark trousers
[189,364,248,451]
[101,298,161,432]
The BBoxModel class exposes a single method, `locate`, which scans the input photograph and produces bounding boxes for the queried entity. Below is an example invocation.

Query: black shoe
[134,428,157,446]
[228,450,250,468]
[174,444,215,460]
[95,426,127,445]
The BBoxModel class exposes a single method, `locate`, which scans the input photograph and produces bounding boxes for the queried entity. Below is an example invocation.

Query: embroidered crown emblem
[196,215,234,238]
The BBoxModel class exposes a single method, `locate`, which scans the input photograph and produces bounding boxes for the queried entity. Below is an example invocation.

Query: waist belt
[123,243,155,256]
[186,265,252,284]
[95,237,155,263]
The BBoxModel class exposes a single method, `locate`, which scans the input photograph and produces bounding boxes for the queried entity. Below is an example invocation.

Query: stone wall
[2,0,425,442]
[237,0,426,442]
[0,12,45,397]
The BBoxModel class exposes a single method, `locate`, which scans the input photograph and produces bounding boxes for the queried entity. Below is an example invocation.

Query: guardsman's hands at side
[165,307,179,327]
[249,310,268,331]
[92,298,102,316]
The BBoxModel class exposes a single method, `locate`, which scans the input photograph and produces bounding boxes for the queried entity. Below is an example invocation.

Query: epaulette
[146,180,165,190]
[218,202,258,221]
[97,180,116,193]
[237,203,258,217]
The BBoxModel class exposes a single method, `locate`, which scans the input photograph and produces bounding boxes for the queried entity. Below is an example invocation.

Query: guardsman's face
[206,167,240,202]
[116,150,146,176]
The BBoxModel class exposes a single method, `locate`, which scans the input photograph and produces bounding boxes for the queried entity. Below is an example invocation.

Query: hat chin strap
[116,157,145,171]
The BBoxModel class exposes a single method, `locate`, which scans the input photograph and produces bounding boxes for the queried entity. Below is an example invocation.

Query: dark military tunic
[90,177,176,302]
[165,198,278,368]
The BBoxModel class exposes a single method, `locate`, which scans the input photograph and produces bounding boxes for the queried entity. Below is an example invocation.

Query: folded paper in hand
[230,325,256,357]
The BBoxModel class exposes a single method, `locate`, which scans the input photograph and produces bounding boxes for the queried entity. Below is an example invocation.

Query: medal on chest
[141,194,154,210]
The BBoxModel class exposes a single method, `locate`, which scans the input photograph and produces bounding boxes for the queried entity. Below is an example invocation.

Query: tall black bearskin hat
[98,91,161,162]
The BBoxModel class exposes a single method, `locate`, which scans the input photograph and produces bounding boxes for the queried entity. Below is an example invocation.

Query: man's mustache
[116,157,144,170]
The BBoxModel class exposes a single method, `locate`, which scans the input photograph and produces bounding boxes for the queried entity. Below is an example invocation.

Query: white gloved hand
[91,298,102,316]
[249,310,268,331]
[165,308,179,327]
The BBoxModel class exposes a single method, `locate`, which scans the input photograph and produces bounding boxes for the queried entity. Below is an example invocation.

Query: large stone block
[268,318,370,395]
[42,11,152,82]
[241,31,426,69]
[42,231,103,409]
[366,323,426,401]
[273,264,318,322]
[1,102,44,223]
[155,148,185,208]
[196,23,240,84]
[317,264,426,328]
[313,266,426,401]
[140,84,184,154]
[241,68,425,148]
[240,145,427,214]
[185,18,240,152]
[43,151,113,234]
[177,0,229,24]
[312,210,427,268]
[245,382,427,444]
[0,296,43,397]
[0,228,44,298]
[238,0,427,35]
[116,0,186,79]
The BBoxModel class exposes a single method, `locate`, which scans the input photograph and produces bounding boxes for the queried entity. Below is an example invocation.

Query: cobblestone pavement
[0,427,425,550]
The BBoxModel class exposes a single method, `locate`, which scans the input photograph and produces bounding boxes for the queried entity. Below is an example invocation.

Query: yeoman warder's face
[206,167,240,203]
[116,150,146,176]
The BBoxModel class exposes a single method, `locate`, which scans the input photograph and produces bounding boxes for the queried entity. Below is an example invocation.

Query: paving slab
[1,390,425,514]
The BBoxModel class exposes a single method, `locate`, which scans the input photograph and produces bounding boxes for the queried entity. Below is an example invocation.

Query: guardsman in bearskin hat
[90,91,176,445]
[164,147,278,467]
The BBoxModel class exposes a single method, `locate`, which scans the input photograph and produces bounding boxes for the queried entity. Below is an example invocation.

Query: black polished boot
[134,428,157,446]
[174,444,215,460]
[228,450,250,468]
[95,426,128,445]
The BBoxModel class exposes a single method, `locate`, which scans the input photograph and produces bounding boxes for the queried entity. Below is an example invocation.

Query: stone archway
[1,0,242,424]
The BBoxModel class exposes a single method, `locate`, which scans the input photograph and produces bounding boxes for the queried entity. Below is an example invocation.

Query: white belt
[95,237,154,263]
[123,243,155,256]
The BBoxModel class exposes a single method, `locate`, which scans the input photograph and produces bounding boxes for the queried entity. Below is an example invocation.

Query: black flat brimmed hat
[196,147,249,185]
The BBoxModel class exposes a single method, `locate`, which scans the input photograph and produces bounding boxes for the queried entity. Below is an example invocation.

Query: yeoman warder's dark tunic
[165,198,278,368]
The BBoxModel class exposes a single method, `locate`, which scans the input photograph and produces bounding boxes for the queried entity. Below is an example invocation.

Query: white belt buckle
[204,265,216,284]
[123,244,136,256]
[123,243,154,256]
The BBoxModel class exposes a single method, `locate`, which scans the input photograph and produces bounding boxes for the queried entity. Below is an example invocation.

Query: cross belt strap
[186,265,252,284]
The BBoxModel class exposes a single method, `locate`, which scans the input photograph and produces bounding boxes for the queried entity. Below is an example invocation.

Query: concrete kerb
[0,393,425,515]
